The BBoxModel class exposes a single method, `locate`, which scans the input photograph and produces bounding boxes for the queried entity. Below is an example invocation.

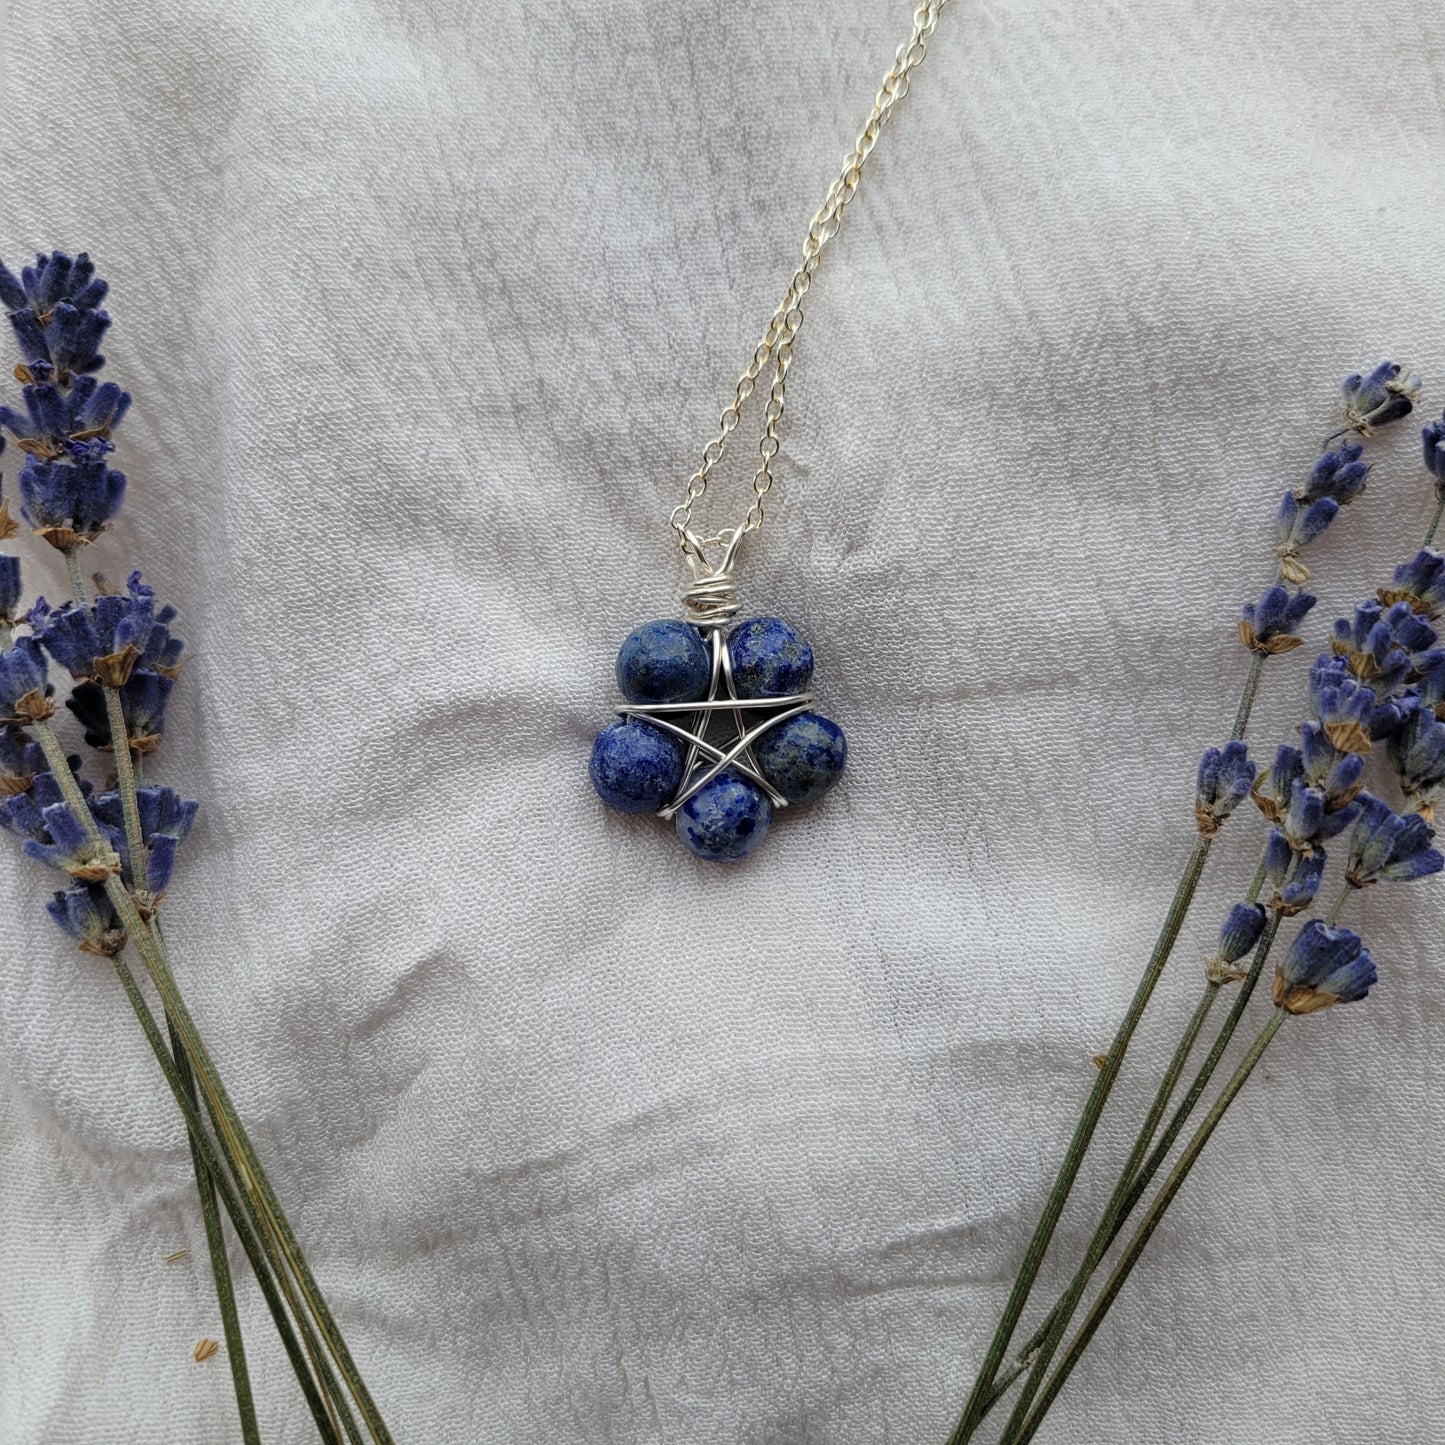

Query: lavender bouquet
[948,362,1442,1442]
[0,252,391,1443]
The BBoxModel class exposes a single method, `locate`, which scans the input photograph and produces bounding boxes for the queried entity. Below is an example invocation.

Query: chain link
[670,1,946,552]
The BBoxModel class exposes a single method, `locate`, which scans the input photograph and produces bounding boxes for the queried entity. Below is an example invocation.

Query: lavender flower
[1345,794,1444,888]
[0,253,127,551]
[31,572,184,685]
[1380,549,1445,619]
[1414,650,1445,716]
[16,451,126,549]
[1239,584,1316,655]
[1424,411,1445,499]
[1387,701,1445,818]
[0,374,130,462]
[1341,361,1422,437]
[1282,779,1361,852]
[0,636,52,722]
[20,799,121,882]
[0,726,33,793]
[1203,901,1267,984]
[1311,659,1375,755]
[1252,744,1305,824]
[1262,827,1327,916]
[68,668,173,754]
[0,253,111,382]
[91,784,198,894]
[0,253,108,321]
[1299,442,1370,505]
[1275,492,1338,584]
[1195,741,1256,837]
[1331,600,1437,696]
[1273,920,1378,1014]
[45,883,125,957]
[1298,722,1365,808]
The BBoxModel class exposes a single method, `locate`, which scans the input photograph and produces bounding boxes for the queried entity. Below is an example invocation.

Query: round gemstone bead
[589,719,683,814]
[615,619,711,704]
[675,771,772,862]
[728,616,814,698]
[754,711,847,805]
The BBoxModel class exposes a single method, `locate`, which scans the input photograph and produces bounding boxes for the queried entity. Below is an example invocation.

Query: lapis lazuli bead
[754,711,846,805]
[675,771,772,862]
[615,619,711,704]
[728,616,813,698]
[590,719,684,813]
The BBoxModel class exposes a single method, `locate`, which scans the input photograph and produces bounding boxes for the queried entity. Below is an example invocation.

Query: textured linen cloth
[1,1,1443,1441]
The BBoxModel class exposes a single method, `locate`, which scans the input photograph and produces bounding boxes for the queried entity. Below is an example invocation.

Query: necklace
[589,2,947,862]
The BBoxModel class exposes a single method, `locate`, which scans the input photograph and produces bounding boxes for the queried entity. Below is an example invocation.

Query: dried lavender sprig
[978,892,1278,1415]
[0,255,387,1441]
[44,544,264,1435]
[1001,627,1427,1432]
[0,253,261,1441]
[25,715,377,1443]
[1013,922,1379,1441]
[1008,1009,1287,1444]
[998,487,1445,1434]
[949,370,1412,1441]
[103,945,342,1443]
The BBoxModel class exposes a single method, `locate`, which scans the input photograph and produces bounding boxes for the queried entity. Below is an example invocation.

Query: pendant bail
[680,526,746,631]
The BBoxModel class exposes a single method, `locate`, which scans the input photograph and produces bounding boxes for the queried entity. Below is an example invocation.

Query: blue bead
[615,619,711,703]
[728,616,813,698]
[754,712,846,804]
[590,719,683,813]
[675,771,772,862]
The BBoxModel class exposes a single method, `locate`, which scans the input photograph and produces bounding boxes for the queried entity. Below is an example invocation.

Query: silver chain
[669,1,947,564]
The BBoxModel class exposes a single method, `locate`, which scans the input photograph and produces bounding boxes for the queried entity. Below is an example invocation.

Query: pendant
[589,530,847,862]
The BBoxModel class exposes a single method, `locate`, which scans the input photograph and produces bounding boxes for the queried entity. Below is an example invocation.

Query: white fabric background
[0,1,1442,1440]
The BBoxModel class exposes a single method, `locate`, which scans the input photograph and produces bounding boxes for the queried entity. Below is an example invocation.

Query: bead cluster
[589,616,846,862]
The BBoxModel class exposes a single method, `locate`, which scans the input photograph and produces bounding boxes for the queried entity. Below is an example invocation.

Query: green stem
[63,555,262,1440]
[1324,886,1352,926]
[32,719,381,1442]
[1009,1010,1288,1445]
[1113,906,1283,1241]
[88,577,258,1439]
[1231,651,1266,741]
[168,1010,261,1445]
[948,834,1214,1443]
[996,978,1224,1438]
[100,685,147,889]
[1424,494,1445,549]
[63,547,88,610]
[981,845,1284,1430]
[116,916,385,1442]
[107,953,341,1444]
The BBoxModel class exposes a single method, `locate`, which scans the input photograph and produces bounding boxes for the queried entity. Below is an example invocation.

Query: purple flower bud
[1424,412,1445,499]
[45,884,125,957]
[67,668,173,753]
[0,637,51,722]
[1239,584,1316,654]
[1274,920,1377,1013]
[1300,443,1369,505]
[1341,361,1422,436]
[1262,827,1326,915]
[1381,550,1445,620]
[1204,901,1268,984]
[1195,741,1256,837]
[1387,700,1445,816]
[1346,793,1444,888]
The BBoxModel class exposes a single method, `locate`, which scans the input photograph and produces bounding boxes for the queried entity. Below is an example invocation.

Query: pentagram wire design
[615,629,811,820]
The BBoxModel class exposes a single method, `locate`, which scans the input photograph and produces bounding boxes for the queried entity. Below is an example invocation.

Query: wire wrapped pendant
[590,531,846,861]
